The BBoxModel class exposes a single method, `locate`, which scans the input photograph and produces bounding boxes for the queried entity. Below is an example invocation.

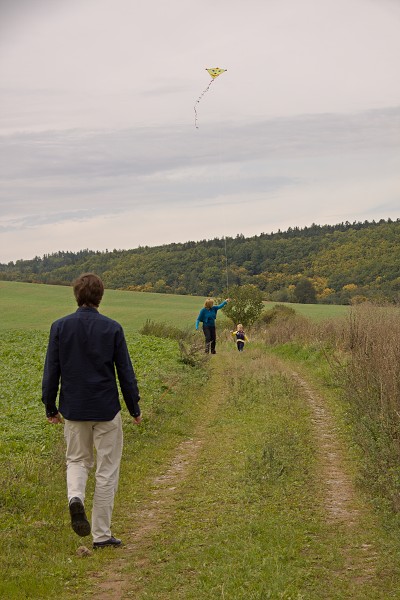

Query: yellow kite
[194,67,227,128]
[206,68,227,79]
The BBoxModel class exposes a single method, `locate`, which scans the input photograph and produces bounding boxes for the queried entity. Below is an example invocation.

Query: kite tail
[194,78,214,128]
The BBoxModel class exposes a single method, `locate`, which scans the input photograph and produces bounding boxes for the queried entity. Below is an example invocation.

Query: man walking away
[42,273,142,548]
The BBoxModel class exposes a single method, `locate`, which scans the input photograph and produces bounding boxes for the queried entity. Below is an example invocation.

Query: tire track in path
[86,358,229,600]
[290,370,359,524]
[91,437,204,599]
[280,359,378,586]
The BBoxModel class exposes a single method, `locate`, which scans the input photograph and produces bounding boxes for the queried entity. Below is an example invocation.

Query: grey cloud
[0,207,93,232]
[1,105,398,179]
[0,106,398,229]
[0,0,71,41]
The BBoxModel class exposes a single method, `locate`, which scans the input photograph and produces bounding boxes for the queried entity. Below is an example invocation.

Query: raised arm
[214,299,229,311]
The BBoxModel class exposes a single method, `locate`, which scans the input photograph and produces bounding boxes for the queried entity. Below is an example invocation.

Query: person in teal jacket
[196,297,229,354]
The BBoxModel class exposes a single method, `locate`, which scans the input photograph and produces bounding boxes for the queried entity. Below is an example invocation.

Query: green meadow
[8,281,398,600]
[0,280,348,332]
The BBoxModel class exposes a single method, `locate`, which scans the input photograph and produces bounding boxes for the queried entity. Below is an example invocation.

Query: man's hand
[133,415,142,425]
[47,413,64,424]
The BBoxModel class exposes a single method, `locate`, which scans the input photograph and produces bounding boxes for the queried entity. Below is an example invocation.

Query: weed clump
[139,319,207,367]
[177,339,208,367]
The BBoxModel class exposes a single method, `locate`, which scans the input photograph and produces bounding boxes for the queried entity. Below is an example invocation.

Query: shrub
[259,304,296,325]
[139,319,190,341]
[223,284,264,326]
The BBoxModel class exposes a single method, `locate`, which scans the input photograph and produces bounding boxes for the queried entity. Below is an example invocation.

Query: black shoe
[93,536,122,549]
[69,497,91,537]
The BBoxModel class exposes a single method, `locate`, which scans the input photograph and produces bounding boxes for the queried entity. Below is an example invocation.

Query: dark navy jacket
[42,307,140,421]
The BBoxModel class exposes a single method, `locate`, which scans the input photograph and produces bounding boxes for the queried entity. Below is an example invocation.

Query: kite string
[194,78,214,128]
[224,236,229,297]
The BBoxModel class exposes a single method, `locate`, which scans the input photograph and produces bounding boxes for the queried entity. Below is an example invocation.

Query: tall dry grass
[343,304,400,424]
[261,313,314,346]
[337,304,400,510]
[257,302,400,512]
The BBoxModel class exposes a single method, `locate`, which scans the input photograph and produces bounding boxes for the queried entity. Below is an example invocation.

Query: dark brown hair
[73,273,104,307]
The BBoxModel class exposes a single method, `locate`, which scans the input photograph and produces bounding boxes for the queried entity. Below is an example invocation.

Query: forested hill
[1,219,400,304]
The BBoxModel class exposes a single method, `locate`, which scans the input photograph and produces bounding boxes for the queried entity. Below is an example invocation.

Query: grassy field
[3,332,399,598]
[0,281,202,332]
[283,301,348,321]
[0,326,201,599]
[0,280,349,333]
[2,282,400,598]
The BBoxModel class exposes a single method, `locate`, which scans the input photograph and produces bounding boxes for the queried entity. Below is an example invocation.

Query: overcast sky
[0,0,399,263]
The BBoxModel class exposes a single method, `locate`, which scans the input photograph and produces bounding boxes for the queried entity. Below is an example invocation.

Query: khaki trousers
[64,412,123,543]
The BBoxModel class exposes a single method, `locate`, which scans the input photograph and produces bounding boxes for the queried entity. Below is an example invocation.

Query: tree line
[1,219,400,304]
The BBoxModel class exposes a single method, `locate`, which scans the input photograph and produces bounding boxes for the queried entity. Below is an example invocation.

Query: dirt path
[289,369,359,524]
[86,348,378,598]
[278,359,378,584]
[87,358,228,600]
[91,437,205,599]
